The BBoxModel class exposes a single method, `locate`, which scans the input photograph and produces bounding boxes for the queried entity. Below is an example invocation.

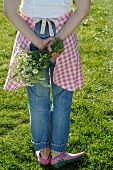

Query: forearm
[4,12,42,48]
[3,0,50,50]
[56,0,91,40]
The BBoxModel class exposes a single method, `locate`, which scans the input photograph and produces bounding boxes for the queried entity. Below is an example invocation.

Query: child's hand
[49,52,60,60]
[37,37,55,51]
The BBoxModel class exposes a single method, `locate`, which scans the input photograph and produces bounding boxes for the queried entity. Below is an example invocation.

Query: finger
[46,37,55,44]
[50,56,53,60]
[49,37,56,42]
[47,45,52,52]
[56,52,60,56]
[52,52,55,57]
[47,41,54,52]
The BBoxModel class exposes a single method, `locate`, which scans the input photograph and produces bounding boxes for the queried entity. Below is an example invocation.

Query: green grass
[0,0,113,169]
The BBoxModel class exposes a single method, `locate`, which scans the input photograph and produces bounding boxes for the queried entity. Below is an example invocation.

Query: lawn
[0,0,113,170]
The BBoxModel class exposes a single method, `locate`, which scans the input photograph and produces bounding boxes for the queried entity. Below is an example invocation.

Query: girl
[3,0,90,168]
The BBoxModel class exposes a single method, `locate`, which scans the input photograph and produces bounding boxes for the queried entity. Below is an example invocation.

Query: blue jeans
[26,21,74,152]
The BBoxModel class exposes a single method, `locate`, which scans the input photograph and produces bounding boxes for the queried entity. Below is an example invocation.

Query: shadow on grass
[0,122,17,136]
[104,110,113,117]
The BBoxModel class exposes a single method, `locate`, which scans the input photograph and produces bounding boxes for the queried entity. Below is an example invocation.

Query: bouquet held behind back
[10,38,64,86]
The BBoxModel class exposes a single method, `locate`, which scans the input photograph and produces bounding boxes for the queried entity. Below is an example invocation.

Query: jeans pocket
[27,83,50,97]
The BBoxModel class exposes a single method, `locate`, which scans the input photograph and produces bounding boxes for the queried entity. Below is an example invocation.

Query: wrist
[34,36,42,49]
[55,33,65,41]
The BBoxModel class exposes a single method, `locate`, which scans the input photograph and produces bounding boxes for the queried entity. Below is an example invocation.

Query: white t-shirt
[20,0,73,18]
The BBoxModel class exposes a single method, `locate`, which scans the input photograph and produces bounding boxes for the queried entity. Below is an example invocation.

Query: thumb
[46,37,55,44]
[47,40,54,52]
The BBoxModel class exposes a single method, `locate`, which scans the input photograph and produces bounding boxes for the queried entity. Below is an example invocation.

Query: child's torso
[20,0,73,18]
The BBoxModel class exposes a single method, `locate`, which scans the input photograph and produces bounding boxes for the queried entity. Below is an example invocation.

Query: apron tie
[33,18,59,37]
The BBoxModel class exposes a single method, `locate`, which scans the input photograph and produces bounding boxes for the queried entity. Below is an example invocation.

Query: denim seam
[32,140,50,145]
[50,142,67,152]
[50,142,67,147]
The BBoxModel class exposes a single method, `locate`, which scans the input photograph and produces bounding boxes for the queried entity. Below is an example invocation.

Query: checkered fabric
[4,11,83,91]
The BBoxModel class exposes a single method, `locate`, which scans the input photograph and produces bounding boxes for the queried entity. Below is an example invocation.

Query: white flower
[39,58,42,62]
[16,77,20,82]
[21,70,25,74]
[17,56,23,63]
[32,69,38,74]
[22,72,27,77]
[32,61,36,65]
[25,83,31,86]
[23,58,28,63]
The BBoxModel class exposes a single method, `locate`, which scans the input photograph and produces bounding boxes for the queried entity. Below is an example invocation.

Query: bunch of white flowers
[10,38,64,86]
[11,50,49,86]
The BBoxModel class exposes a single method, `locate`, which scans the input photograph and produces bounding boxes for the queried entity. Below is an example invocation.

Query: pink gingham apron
[4,11,83,91]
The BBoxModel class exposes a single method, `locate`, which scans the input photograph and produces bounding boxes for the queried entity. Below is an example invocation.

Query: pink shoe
[51,151,85,169]
[35,151,50,165]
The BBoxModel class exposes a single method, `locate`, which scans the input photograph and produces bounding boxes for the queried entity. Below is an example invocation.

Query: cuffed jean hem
[50,142,67,152]
[32,140,50,151]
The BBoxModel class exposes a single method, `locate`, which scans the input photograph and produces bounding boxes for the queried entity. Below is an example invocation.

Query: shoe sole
[40,163,50,167]
[52,156,82,169]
